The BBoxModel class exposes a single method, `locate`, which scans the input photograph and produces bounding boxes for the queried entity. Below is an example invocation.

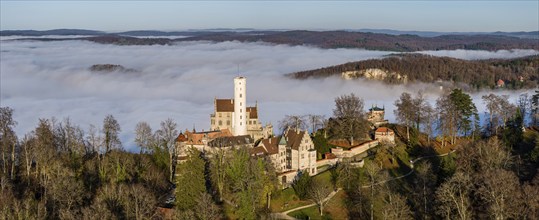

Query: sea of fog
[1,38,537,151]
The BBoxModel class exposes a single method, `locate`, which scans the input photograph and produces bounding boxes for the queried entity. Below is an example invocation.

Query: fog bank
[1,40,534,151]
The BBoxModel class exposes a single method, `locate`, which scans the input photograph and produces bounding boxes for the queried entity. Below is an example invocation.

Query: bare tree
[156,118,178,181]
[134,121,153,153]
[395,92,415,141]
[20,134,36,178]
[86,124,102,155]
[364,160,384,220]
[381,191,413,220]
[55,117,86,155]
[102,115,122,153]
[124,184,157,220]
[520,182,539,218]
[477,169,521,220]
[308,178,332,216]
[413,161,436,219]
[436,95,457,146]
[532,90,539,126]
[482,93,502,135]
[413,91,430,131]
[423,104,435,144]
[0,107,17,179]
[435,172,472,220]
[307,114,325,134]
[195,192,222,220]
[279,115,306,132]
[332,93,369,145]
[517,93,530,125]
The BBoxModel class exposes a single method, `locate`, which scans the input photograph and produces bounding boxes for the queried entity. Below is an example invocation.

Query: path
[272,149,456,219]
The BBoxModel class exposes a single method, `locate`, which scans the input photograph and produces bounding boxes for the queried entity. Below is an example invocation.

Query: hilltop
[288,54,539,90]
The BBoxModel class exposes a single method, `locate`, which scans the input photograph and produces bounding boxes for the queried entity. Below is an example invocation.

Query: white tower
[233,76,247,136]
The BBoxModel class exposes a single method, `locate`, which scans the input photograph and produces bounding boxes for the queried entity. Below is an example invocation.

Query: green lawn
[288,190,348,220]
[270,187,311,212]
[288,206,323,220]
[270,170,333,213]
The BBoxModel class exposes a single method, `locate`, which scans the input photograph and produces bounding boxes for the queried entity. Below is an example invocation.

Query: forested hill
[288,54,539,90]
[175,30,539,52]
[5,30,539,52]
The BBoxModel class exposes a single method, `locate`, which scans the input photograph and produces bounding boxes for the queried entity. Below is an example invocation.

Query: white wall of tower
[233,77,247,136]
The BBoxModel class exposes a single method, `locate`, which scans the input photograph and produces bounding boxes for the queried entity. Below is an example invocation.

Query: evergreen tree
[175,149,206,210]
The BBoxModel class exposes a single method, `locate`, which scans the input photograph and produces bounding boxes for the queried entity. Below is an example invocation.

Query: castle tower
[233,76,247,136]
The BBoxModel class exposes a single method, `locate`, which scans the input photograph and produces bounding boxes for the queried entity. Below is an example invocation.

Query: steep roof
[247,107,258,119]
[250,146,267,156]
[260,137,280,154]
[215,99,234,112]
[285,129,306,150]
[215,99,258,118]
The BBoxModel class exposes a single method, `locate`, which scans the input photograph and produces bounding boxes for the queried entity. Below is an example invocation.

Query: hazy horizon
[1,1,538,32]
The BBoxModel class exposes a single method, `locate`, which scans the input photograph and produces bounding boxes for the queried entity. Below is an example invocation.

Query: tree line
[290,54,539,90]
[1,89,538,219]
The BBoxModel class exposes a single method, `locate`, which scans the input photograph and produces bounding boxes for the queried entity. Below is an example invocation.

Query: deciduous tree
[102,115,122,153]
[307,178,332,216]
[331,93,369,144]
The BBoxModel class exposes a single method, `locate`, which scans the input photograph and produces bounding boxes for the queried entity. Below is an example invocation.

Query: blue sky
[1,1,538,32]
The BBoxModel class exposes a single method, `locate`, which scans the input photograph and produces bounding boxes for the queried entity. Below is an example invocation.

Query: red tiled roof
[375,127,393,133]
[247,107,258,119]
[250,146,267,156]
[324,152,337,159]
[260,137,279,154]
[215,99,234,112]
[215,99,258,119]
[176,129,233,145]
[285,129,306,150]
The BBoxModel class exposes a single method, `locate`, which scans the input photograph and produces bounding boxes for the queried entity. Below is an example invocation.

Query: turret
[233,77,247,136]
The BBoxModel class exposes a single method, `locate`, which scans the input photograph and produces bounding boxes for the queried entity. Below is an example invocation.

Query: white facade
[233,77,247,136]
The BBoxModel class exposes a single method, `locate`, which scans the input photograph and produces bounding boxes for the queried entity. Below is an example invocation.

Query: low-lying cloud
[418,49,538,60]
[1,39,535,151]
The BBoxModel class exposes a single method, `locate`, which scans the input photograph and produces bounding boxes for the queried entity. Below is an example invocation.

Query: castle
[210,76,273,140]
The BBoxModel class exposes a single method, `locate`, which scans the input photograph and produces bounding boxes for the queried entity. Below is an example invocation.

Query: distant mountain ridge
[0,29,105,36]
[355,29,539,39]
[2,29,538,52]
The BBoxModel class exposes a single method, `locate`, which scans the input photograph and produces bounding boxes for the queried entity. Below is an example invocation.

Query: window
[227,120,230,125]
[240,93,242,98]
[240,115,242,119]
[211,119,215,125]
[301,154,304,159]
[240,122,242,125]
[218,120,222,126]
[219,113,222,117]
[240,109,242,113]
[312,168,315,174]
[240,102,242,106]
